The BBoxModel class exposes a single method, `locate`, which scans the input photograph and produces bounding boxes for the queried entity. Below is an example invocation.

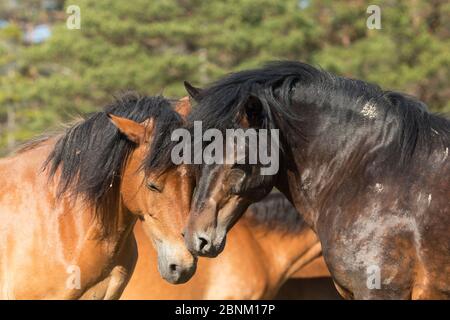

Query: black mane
[244,192,306,234]
[46,92,183,234]
[188,61,450,164]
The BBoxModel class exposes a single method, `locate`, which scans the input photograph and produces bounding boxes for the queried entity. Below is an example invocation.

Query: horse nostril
[169,264,179,273]
[198,236,209,251]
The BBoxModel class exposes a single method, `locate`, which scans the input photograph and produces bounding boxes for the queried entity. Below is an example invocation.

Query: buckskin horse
[177,61,449,299]
[122,192,334,299]
[0,94,195,299]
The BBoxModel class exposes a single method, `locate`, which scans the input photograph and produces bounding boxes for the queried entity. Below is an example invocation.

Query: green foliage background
[0,0,449,154]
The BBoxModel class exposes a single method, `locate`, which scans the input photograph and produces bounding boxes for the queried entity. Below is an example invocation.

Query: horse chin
[156,244,197,284]
[160,261,197,284]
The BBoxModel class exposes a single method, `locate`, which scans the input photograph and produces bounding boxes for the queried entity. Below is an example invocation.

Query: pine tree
[0,0,449,154]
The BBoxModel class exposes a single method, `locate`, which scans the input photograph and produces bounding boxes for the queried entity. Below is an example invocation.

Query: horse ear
[108,114,152,144]
[184,81,202,101]
[239,95,264,128]
[174,96,192,119]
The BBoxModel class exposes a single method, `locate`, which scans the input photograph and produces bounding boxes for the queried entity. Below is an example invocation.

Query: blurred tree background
[0,0,449,154]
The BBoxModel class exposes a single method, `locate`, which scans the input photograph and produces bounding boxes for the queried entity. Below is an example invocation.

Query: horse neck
[277,94,404,228]
[22,136,135,241]
[279,85,450,230]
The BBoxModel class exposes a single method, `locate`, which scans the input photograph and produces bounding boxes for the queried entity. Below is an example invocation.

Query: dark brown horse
[177,62,449,299]
[0,94,195,299]
[122,193,333,299]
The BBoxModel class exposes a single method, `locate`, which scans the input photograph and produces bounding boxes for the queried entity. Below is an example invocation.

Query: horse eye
[147,182,162,193]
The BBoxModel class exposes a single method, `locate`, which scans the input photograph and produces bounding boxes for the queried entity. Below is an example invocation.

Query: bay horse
[122,192,333,299]
[0,94,195,299]
[177,61,449,299]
